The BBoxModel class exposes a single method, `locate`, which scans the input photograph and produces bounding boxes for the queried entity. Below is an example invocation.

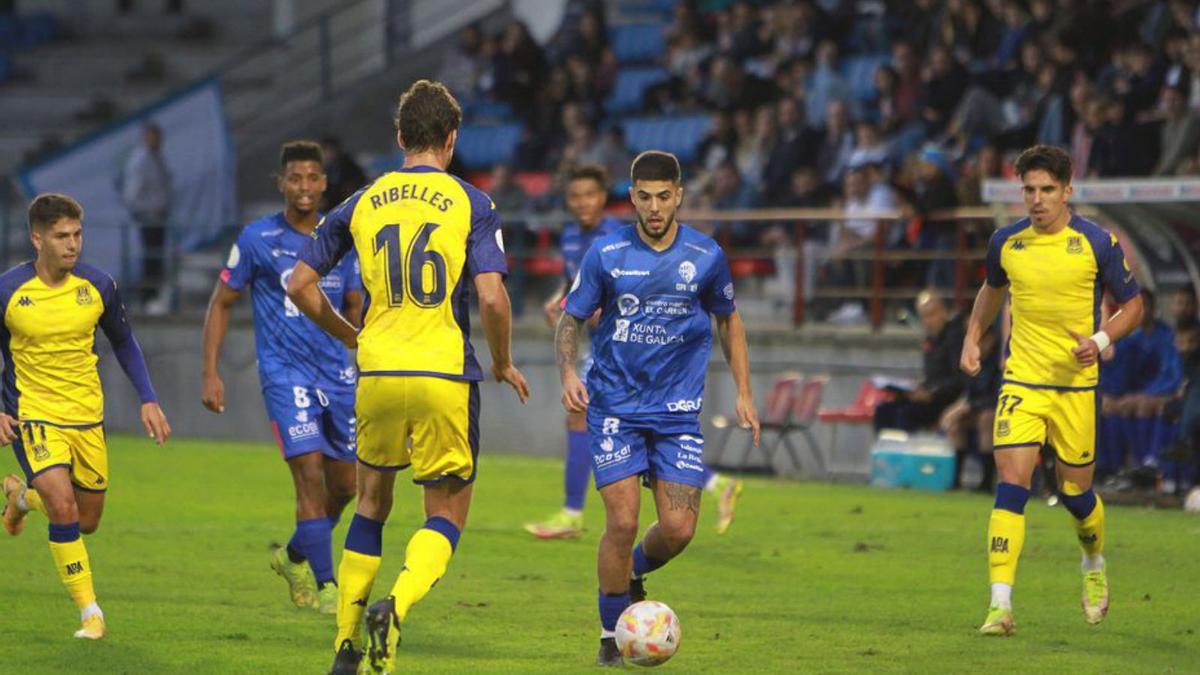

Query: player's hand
[141,402,171,446]
[0,413,19,446]
[493,363,530,404]
[561,369,589,413]
[736,392,760,448]
[960,340,981,376]
[201,373,225,413]
[1067,330,1100,366]
[1101,344,1115,362]
[543,297,563,328]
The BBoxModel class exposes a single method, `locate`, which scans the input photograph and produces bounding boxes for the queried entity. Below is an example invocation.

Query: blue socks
[291,517,335,586]
[632,542,666,577]
[994,482,1030,514]
[345,513,384,557]
[564,430,591,511]
[1059,487,1098,520]
[598,591,631,633]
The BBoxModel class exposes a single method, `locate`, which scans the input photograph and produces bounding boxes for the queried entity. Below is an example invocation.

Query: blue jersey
[221,212,361,392]
[564,224,736,418]
[561,216,623,285]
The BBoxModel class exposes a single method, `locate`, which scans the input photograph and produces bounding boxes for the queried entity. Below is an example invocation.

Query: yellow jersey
[299,165,507,382]
[986,214,1139,390]
[0,262,158,426]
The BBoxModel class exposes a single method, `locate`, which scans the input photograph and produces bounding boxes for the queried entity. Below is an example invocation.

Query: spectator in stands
[815,99,855,185]
[697,109,738,175]
[760,96,817,203]
[1106,290,1184,468]
[493,21,548,125]
[891,40,923,124]
[941,319,1001,491]
[873,290,966,431]
[120,122,172,314]
[867,64,908,134]
[1153,85,1200,176]
[1170,286,1199,331]
[1087,97,1137,178]
[704,56,776,112]
[956,143,1001,207]
[848,121,888,171]
[733,106,776,195]
[908,146,960,286]
[437,24,484,100]
[319,137,366,213]
[806,40,853,127]
[1161,321,1200,468]
[921,44,969,135]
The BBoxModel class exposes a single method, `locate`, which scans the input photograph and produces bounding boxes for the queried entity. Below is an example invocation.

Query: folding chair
[739,376,829,476]
[710,372,800,469]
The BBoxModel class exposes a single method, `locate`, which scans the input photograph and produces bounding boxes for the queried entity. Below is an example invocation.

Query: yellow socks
[48,522,96,610]
[389,517,460,624]
[335,515,384,650]
[987,483,1030,604]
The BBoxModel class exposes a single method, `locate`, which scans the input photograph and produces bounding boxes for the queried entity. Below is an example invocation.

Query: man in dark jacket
[874,290,966,431]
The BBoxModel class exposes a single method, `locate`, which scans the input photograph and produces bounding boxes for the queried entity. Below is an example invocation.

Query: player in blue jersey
[556,151,760,666]
[201,141,363,614]
[527,164,746,539]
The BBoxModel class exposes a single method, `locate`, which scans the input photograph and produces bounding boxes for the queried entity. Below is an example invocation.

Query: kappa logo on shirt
[16,296,33,307]
[1010,240,1026,251]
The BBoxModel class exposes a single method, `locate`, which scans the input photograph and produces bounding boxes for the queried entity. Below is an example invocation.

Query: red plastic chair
[710,373,800,468]
[817,378,895,459]
[727,375,829,476]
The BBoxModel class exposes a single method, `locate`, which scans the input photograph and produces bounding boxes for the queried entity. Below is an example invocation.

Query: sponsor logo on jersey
[626,323,684,345]
[674,460,704,472]
[618,294,640,316]
[601,241,631,253]
[595,436,632,469]
[644,295,693,317]
[613,318,631,342]
[610,268,650,278]
[288,420,320,440]
[684,242,711,255]
[678,261,696,283]
[16,296,33,307]
[723,283,735,300]
[75,286,93,305]
[666,397,702,412]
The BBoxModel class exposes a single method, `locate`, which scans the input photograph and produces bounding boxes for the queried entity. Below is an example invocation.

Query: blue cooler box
[870,431,957,491]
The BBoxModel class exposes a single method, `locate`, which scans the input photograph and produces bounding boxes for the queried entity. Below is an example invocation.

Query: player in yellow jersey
[960,145,1143,636]
[0,193,171,640]
[286,80,530,675]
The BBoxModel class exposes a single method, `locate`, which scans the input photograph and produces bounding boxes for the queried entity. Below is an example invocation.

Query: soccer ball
[615,601,681,667]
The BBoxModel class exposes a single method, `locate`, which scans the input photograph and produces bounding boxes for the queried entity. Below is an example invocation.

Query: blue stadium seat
[611,23,666,64]
[622,115,712,165]
[840,53,890,105]
[616,0,675,18]
[19,12,59,48]
[604,66,669,115]
[461,98,514,123]
[454,124,522,170]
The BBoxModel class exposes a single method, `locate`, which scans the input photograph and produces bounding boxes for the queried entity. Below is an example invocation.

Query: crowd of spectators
[433,0,1200,321]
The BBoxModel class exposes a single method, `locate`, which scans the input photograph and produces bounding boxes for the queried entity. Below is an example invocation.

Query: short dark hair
[394,79,462,153]
[28,193,82,233]
[1015,144,1072,185]
[280,140,324,168]
[630,151,681,184]
[566,163,609,190]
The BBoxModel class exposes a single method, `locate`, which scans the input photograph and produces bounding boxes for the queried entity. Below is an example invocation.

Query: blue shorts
[263,384,356,462]
[586,411,706,489]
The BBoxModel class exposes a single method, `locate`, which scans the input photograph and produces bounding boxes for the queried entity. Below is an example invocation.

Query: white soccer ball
[615,601,681,667]
[1184,487,1200,513]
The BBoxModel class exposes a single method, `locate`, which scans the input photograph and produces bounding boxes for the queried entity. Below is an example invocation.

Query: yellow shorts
[355,376,480,484]
[992,382,1097,466]
[13,421,109,491]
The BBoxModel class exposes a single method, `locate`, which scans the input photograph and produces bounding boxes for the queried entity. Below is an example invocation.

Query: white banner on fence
[983,178,1200,204]
[19,79,237,285]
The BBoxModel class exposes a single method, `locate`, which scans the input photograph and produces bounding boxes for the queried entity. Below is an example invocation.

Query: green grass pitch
[1,436,1197,673]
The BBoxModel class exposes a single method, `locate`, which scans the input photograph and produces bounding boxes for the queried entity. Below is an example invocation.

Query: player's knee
[605,513,639,543]
[43,495,78,523]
